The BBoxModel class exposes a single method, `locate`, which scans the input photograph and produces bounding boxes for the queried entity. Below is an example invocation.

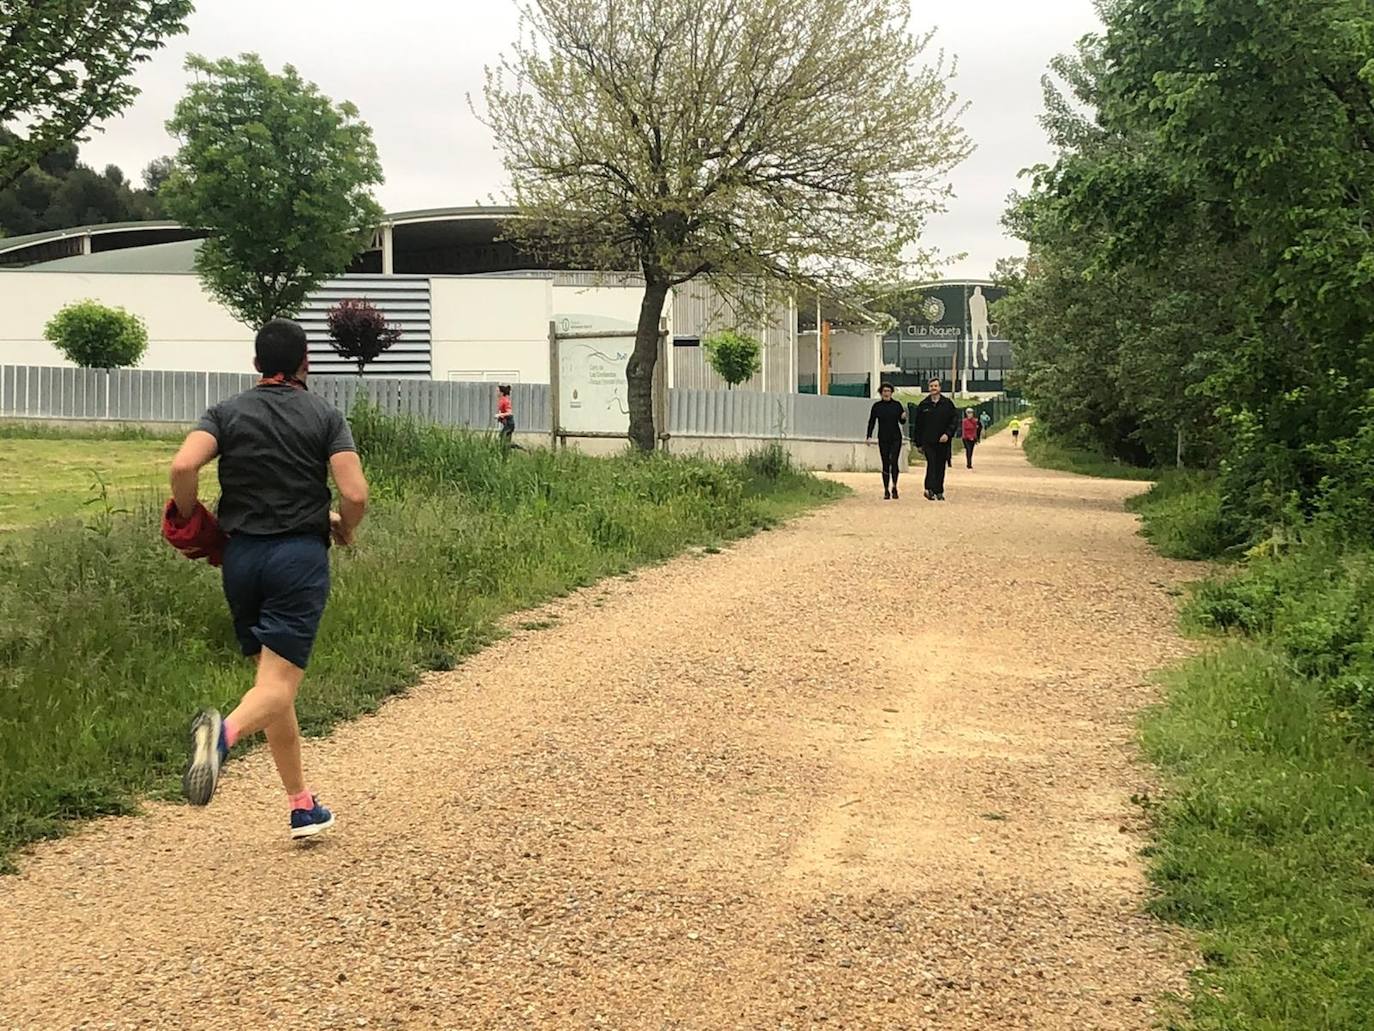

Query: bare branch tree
[478,0,971,449]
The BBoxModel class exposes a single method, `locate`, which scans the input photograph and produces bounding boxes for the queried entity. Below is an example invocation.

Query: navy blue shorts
[221,534,330,670]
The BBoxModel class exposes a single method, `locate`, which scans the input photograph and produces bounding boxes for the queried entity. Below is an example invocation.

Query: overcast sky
[78,1,1102,280]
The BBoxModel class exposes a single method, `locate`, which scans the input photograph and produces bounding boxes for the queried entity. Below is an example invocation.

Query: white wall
[829,330,879,377]
[0,271,255,372]
[552,283,649,332]
[429,277,553,383]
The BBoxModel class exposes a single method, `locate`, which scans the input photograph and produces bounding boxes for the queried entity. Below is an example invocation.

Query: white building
[0,207,883,395]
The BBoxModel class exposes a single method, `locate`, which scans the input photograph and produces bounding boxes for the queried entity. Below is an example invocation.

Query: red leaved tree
[326,299,401,376]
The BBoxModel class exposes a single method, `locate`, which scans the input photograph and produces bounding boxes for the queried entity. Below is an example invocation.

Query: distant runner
[866,383,908,500]
[913,377,959,501]
[962,408,981,469]
[496,383,524,451]
[166,319,369,841]
[1010,417,1022,447]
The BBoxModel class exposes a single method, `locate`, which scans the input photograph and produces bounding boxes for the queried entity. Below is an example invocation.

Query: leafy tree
[43,300,148,368]
[326,298,402,376]
[141,156,175,194]
[161,54,384,328]
[0,0,193,191]
[0,133,163,236]
[704,330,763,389]
[999,0,1374,544]
[480,0,970,450]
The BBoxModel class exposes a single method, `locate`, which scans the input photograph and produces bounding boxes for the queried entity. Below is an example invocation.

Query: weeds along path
[0,431,1195,1030]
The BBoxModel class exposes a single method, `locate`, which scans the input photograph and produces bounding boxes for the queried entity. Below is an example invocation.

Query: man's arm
[169,430,219,519]
[867,403,879,440]
[329,451,369,545]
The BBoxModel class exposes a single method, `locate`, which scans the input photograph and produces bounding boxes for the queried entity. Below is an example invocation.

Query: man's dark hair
[929,377,941,387]
[255,319,308,377]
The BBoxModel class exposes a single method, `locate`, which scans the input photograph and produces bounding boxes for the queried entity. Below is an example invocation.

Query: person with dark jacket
[913,377,959,501]
[866,383,908,499]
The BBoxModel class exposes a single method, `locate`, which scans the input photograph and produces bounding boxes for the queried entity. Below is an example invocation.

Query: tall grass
[1144,644,1374,1028]
[1136,469,1374,1026]
[1125,472,1240,561]
[0,411,843,868]
[1024,428,1159,481]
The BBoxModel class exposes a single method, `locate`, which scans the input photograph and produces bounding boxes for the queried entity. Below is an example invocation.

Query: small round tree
[326,298,402,376]
[704,330,763,389]
[43,300,149,369]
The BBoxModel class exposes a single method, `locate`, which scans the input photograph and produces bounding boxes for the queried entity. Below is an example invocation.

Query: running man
[913,377,959,501]
[866,383,908,499]
[169,319,369,839]
[1010,417,1022,447]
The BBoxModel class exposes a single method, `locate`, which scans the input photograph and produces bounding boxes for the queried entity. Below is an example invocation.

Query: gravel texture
[0,429,1196,1029]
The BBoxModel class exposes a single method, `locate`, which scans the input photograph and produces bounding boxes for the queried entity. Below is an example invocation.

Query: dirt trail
[0,429,1194,1030]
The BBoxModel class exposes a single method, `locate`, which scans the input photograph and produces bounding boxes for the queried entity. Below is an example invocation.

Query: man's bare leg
[184,647,315,814]
[262,706,307,798]
[224,648,305,744]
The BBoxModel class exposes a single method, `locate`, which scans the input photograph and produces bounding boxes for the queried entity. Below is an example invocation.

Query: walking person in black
[913,377,959,501]
[866,383,908,500]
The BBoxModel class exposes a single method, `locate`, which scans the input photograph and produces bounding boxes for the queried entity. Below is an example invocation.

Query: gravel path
[0,428,1195,1030]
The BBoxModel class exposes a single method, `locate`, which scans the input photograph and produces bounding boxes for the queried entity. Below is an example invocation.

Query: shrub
[704,330,763,389]
[43,300,148,369]
[326,299,402,375]
[1126,472,1240,561]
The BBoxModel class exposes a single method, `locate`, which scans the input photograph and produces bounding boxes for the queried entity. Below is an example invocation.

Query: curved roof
[0,206,527,271]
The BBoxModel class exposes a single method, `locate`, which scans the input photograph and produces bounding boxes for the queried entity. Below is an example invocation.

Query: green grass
[1136,469,1374,1025]
[1143,643,1374,1029]
[0,435,181,529]
[1126,472,1240,561]
[0,413,845,869]
[1024,428,1159,481]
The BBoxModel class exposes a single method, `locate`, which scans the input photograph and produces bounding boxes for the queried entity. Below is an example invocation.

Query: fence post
[548,320,560,448]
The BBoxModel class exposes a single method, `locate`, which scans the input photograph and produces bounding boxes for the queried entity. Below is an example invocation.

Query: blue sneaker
[182,709,226,806]
[290,797,336,840]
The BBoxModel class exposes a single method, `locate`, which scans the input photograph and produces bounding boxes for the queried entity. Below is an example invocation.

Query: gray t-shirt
[197,384,356,538]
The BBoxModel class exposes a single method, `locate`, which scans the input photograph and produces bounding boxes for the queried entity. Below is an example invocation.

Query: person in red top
[961,408,982,469]
[495,384,523,451]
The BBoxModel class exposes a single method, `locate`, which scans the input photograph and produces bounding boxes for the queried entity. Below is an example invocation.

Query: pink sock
[222,719,241,750]
[288,789,314,812]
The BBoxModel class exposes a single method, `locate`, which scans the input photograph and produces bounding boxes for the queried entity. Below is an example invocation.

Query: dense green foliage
[0,414,842,868]
[0,135,165,237]
[43,300,149,369]
[0,0,192,191]
[704,330,763,389]
[161,54,384,328]
[998,0,1374,546]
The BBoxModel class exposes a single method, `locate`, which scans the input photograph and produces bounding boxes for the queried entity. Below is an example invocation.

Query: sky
[77,0,1104,281]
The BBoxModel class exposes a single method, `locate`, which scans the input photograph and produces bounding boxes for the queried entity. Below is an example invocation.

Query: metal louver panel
[300,275,432,378]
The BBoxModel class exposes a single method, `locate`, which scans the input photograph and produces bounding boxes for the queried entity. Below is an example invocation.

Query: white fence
[0,365,873,443]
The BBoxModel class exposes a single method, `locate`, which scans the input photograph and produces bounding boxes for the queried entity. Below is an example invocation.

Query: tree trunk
[627,278,670,452]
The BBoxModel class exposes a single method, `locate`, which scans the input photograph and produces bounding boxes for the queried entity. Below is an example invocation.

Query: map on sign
[558,337,632,435]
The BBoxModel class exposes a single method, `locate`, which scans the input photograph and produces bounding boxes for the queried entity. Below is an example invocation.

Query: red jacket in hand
[161,499,228,567]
